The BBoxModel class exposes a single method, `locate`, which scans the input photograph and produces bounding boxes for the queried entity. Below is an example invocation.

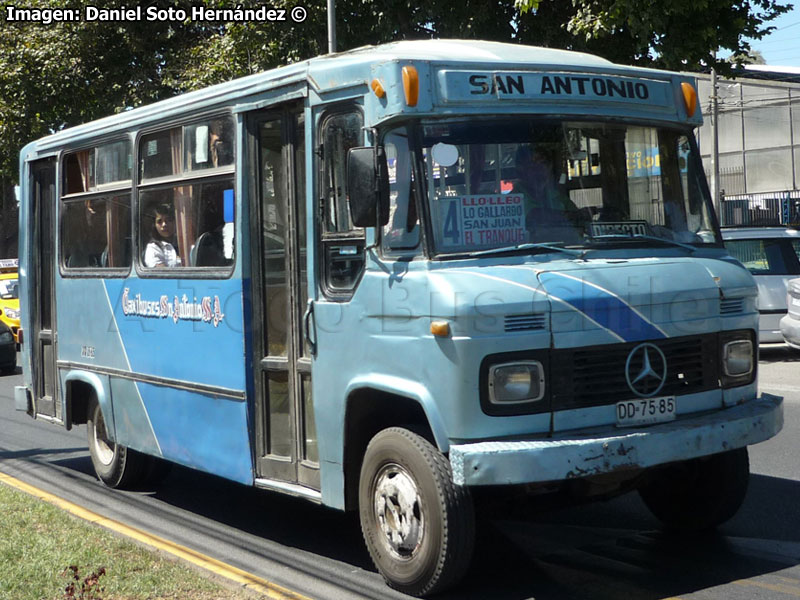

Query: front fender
[62,369,112,437]
[345,374,450,452]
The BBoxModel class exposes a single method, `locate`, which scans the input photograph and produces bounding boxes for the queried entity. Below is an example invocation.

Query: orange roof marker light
[371,79,386,99]
[681,82,698,117]
[402,65,419,107]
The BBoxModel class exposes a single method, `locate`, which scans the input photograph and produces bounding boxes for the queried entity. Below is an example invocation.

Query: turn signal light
[430,320,450,337]
[402,66,419,107]
[681,82,698,117]
[371,79,386,99]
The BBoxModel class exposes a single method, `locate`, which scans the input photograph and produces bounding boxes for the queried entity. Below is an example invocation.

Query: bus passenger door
[250,107,319,489]
[30,158,59,419]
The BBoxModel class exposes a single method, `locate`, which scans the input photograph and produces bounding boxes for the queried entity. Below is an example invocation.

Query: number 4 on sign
[443,201,460,243]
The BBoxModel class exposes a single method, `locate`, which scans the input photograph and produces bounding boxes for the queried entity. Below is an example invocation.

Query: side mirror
[347,146,389,228]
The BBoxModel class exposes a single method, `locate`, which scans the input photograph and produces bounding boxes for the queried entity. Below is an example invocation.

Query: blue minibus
[16,40,783,596]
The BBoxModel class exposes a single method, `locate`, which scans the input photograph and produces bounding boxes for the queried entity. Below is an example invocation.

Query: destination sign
[439,195,526,248]
[589,221,650,237]
[437,70,673,108]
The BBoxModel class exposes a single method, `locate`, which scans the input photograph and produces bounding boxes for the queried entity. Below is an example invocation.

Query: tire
[86,400,147,489]
[358,427,475,597]
[638,447,750,532]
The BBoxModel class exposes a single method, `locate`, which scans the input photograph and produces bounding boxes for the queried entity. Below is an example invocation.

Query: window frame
[378,123,426,260]
[316,104,367,300]
[394,116,723,259]
[59,139,134,278]
[134,111,237,279]
[724,237,800,276]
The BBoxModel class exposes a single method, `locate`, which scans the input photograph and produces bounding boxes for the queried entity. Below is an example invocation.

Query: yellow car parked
[0,259,21,345]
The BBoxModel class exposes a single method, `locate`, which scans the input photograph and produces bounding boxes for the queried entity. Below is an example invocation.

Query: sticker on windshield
[439,195,526,247]
[590,221,650,237]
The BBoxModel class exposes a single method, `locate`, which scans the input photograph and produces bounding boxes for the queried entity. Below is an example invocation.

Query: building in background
[695,66,800,226]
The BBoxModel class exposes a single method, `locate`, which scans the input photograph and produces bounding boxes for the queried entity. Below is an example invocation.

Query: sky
[748,5,800,66]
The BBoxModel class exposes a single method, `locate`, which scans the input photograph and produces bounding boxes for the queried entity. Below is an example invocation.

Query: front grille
[550,334,719,411]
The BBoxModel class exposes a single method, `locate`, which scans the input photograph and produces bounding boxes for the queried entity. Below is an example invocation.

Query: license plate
[792,296,800,307]
[616,396,676,427]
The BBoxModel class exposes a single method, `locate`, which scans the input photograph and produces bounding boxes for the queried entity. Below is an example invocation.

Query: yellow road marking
[0,471,311,600]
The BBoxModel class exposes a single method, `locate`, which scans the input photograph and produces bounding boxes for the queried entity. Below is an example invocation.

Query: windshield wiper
[470,242,585,258]
[590,234,697,253]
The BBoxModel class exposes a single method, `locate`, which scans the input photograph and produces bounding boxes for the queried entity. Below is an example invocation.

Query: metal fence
[719,192,800,227]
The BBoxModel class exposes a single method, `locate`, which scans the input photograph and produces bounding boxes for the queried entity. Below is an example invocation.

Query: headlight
[4,308,19,319]
[723,340,753,376]
[720,331,755,387]
[488,361,545,404]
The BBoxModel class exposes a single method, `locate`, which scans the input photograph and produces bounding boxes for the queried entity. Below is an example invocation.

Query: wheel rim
[372,462,425,559]
[91,408,115,466]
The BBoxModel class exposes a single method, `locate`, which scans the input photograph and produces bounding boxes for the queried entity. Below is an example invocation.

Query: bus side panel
[100,279,246,389]
[55,277,253,483]
[136,383,252,484]
[57,279,131,370]
[110,376,161,456]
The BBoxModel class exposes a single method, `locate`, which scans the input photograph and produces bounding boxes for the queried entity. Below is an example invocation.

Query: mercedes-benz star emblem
[625,342,667,398]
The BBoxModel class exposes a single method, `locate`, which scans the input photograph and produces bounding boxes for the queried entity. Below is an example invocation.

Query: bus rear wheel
[87,400,147,489]
[638,447,750,531]
[358,427,475,597]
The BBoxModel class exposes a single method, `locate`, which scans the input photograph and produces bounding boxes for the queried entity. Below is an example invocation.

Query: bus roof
[21,39,693,158]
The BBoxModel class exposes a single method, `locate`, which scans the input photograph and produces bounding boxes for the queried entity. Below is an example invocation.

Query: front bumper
[780,313,800,349]
[449,394,783,486]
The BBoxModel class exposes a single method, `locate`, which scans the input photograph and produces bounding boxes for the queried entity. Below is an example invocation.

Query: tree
[1,0,793,188]
[516,0,792,73]
[0,0,220,255]
[729,49,768,65]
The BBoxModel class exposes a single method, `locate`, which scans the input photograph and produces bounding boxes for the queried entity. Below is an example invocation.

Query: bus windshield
[381,118,720,257]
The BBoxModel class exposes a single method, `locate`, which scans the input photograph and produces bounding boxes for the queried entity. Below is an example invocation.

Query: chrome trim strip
[254,478,322,503]
[56,361,246,401]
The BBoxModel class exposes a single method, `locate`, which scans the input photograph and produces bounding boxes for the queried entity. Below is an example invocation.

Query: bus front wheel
[638,447,750,531]
[358,427,475,597]
[87,400,147,489]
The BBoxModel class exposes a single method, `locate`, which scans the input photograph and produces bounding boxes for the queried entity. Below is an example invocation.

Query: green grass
[0,482,259,600]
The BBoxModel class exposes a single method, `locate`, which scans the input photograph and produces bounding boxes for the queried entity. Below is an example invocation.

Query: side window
[725,238,800,275]
[322,112,362,234]
[62,196,131,269]
[139,180,234,269]
[137,115,236,272]
[319,110,365,295]
[61,141,132,274]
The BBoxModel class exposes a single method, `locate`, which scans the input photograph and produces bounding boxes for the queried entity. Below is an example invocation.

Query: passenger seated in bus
[512,144,581,242]
[143,203,181,268]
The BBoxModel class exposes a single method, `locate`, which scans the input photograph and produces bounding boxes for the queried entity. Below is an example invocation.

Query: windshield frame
[378,116,723,260]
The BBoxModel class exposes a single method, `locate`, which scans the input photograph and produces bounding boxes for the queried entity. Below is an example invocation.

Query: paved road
[1,347,799,600]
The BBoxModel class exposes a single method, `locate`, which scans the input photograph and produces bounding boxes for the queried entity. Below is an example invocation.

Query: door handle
[303,299,317,356]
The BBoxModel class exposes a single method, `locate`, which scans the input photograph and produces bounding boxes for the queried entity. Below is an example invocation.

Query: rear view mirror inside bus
[347,146,389,227]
